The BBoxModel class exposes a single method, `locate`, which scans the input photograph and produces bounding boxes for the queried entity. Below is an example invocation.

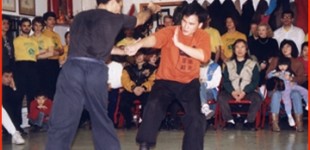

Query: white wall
[2,0,48,17]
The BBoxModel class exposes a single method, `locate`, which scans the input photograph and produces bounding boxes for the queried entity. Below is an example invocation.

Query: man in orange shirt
[125,2,211,150]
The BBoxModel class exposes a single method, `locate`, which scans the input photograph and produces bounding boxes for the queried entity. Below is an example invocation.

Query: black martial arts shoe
[139,143,150,150]
[223,122,235,130]
[243,122,257,131]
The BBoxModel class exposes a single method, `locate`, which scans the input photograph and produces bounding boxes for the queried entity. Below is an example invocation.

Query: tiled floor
[2,125,308,150]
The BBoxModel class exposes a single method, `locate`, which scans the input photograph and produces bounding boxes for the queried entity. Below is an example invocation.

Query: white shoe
[201,104,214,120]
[306,105,308,111]
[12,131,25,145]
[288,116,296,127]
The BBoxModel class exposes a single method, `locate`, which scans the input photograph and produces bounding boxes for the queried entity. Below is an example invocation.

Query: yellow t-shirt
[59,45,69,62]
[204,27,222,53]
[305,33,308,42]
[116,37,136,47]
[221,31,247,59]
[14,36,39,62]
[42,29,63,59]
[31,34,54,52]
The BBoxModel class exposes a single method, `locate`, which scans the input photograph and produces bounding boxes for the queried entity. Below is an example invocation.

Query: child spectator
[199,59,221,119]
[267,57,308,127]
[28,92,53,131]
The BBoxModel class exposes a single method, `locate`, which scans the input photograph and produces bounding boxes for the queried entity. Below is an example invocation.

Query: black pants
[46,58,120,150]
[108,88,120,124]
[2,86,23,131]
[37,59,60,99]
[119,90,149,128]
[136,79,206,150]
[217,91,262,122]
[15,61,39,112]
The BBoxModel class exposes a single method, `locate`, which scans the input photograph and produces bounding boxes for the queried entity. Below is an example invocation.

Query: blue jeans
[30,112,45,127]
[199,84,217,110]
[270,90,303,115]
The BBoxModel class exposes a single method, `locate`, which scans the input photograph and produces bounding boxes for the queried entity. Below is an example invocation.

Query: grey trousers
[217,91,262,122]
[46,58,120,150]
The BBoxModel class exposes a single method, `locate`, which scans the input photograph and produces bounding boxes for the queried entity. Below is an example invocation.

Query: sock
[227,119,235,124]
[287,114,293,119]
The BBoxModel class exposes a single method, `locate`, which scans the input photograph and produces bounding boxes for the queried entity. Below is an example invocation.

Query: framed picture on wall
[3,0,16,12]
[19,0,36,16]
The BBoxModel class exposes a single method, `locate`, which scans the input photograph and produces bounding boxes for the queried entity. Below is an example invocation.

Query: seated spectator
[2,67,27,135]
[146,50,160,68]
[298,42,308,88]
[267,57,308,127]
[266,39,306,132]
[199,59,221,119]
[28,92,53,132]
[220,16,247,62]
[248,23,279,86]
[120,50,156,129]
[218,39,262,131]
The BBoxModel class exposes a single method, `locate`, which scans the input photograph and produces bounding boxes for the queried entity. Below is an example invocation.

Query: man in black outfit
[45,0,160,149]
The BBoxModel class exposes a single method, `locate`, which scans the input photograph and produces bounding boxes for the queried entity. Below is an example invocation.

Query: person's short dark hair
[32,16,44,31]
[19,18,31,26]
[225,15,239,28]
[231,39,251,60]
[2,66,13,75]
[65,31,70,39]
[301,42,308,51]
[182,0,208,23]
[43,11,56,21]
[281,10,294,18]
[173,1,189,25]
[35,91,48,99]
[279,39,299,58]
[2,15,11,22]
[97,0,119,5]
[32,16,44,25]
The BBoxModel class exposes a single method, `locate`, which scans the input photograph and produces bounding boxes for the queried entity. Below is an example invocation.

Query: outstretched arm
[124,35,157,56]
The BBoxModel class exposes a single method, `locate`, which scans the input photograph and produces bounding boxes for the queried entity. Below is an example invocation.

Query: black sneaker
[18,128,28,135]
[223,122,236,130]
[139,143,150,150]
[243,122,257,131]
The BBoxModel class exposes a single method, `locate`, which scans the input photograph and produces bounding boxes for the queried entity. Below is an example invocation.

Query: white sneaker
[201,104,214,120]
[288,116,296,127]
[12,131,25,145]
[306,105,308,111]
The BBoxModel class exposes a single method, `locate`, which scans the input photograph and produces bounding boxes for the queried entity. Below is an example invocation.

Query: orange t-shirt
[153,26,211,83]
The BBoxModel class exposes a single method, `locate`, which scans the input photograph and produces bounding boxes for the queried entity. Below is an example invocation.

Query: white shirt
[107,61,123,89]
[273,25,305,54]
[199,60,222,89]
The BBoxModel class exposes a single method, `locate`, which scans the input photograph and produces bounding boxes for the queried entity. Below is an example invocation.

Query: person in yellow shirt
[59,31,70,67]
[116,28,137,64]
[203,14,222,63]
[31,16,58,100]
[42,12,64,99]
[13,18,40,112]
[221,16,246,62]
